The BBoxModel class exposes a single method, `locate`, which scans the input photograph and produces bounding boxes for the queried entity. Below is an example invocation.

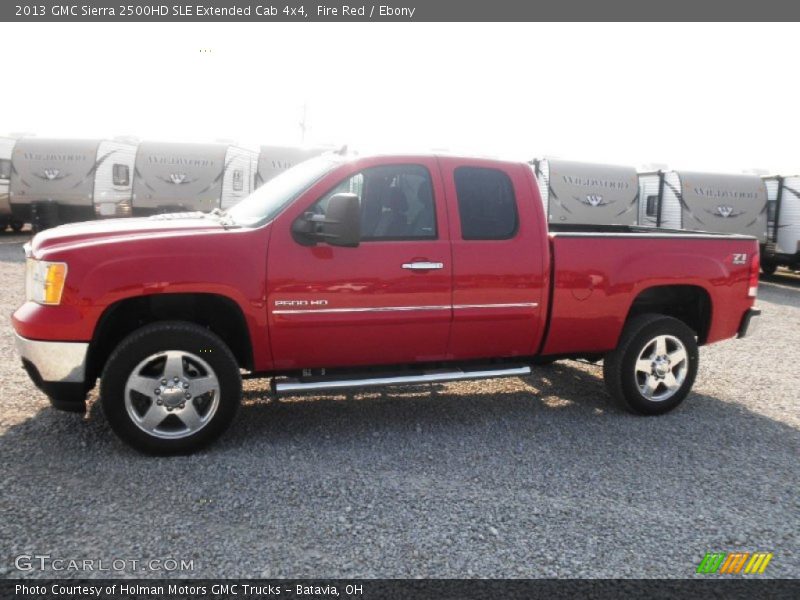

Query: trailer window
[645,195,659,217]
[233,169,243,192]
[308,165,437,241]
[112,163,130,186]
[454,167,518,240]
[0,159,10,180]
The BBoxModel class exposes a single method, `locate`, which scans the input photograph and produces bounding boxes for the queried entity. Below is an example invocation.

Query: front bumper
[14,333,89,382]
[737,308,761,339]
[14,334,90,412]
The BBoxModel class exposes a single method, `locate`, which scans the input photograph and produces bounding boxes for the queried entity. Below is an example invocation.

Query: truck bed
[541,227,758,356]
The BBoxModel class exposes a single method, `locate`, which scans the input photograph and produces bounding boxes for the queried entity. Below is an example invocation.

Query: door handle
[402,262,444,270]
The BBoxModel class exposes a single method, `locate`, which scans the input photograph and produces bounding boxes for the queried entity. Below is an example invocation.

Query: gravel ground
[0,229,798,579]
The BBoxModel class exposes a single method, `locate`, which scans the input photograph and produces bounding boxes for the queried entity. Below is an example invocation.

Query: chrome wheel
[634,334,688,402]
[124,350,220,440]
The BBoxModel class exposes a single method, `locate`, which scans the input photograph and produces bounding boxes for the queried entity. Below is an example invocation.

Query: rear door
[266,157,453,370]
[439,158,547,359]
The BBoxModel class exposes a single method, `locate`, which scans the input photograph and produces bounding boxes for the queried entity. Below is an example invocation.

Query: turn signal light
[44,263,67,304]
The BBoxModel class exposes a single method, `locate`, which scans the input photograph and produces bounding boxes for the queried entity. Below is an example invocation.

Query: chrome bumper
[14,333,89,383]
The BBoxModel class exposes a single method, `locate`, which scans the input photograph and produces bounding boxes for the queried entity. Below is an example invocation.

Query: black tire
[10,220,24,233]
[603,314,698,415]
[760,261,777,276]
[100,321,241,454]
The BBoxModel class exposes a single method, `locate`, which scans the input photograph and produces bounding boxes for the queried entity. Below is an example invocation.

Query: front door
[266,158,452,370]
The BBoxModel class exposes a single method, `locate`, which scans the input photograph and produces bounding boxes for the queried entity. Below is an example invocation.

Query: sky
[1,22,798,174]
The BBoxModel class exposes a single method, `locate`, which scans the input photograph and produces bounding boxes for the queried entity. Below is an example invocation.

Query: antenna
[299,103,308,143]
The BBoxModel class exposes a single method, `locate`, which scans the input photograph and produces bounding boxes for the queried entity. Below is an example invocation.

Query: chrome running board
[274,365,531,394]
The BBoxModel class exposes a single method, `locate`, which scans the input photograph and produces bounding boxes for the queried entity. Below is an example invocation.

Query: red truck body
[11,153,761,453]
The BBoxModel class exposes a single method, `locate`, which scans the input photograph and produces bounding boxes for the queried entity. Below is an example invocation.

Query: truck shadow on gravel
[2,360,797,577]
[7,360,798,459]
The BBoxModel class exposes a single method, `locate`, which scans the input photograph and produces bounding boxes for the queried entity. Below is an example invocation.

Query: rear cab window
[454,166,518,240]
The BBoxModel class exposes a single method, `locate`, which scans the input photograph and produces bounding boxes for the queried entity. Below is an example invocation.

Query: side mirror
[320,193,361,247]
[291,192,361,247]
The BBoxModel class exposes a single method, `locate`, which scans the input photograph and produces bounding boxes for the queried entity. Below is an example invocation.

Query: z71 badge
[731,253,748,265]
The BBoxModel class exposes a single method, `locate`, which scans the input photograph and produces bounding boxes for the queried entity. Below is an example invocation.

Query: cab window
[310,164,436,240]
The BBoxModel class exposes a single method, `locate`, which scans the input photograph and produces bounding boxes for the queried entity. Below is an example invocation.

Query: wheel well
[626,285,712,345]
[86,293,253,383]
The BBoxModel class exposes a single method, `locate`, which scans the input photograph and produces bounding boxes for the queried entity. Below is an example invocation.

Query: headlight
[25,259,68,305]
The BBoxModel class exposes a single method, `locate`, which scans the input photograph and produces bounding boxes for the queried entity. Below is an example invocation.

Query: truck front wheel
[603,314,698,415]
[100,321,241,454]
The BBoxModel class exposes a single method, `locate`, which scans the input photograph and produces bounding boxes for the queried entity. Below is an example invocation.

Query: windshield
[227,155,341,226]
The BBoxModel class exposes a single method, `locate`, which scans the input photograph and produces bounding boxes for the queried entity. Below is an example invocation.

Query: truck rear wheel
[603,314,698,415]
[100,321,241,454]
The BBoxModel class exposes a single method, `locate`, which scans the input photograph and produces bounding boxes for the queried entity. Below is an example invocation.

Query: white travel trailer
[132,142,229,215]
[761,175,800,273]
[92,139,138,218]
[637,171,768,241]
[0,137,24,231]
[9,137,138,230]
[221,145,258,209]
[531,158,640,225]
[255,145,328,188]
[637,171,666,227]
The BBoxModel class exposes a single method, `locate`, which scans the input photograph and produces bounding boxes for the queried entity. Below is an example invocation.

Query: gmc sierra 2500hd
[12,153,761,453]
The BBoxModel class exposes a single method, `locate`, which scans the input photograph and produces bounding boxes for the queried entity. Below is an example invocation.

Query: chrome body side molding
[273,303,539,315]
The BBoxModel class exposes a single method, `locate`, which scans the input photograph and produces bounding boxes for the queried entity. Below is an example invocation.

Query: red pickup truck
[12,153,761,454]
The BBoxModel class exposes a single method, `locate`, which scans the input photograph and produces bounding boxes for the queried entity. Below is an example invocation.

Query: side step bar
[274,365,531,394]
